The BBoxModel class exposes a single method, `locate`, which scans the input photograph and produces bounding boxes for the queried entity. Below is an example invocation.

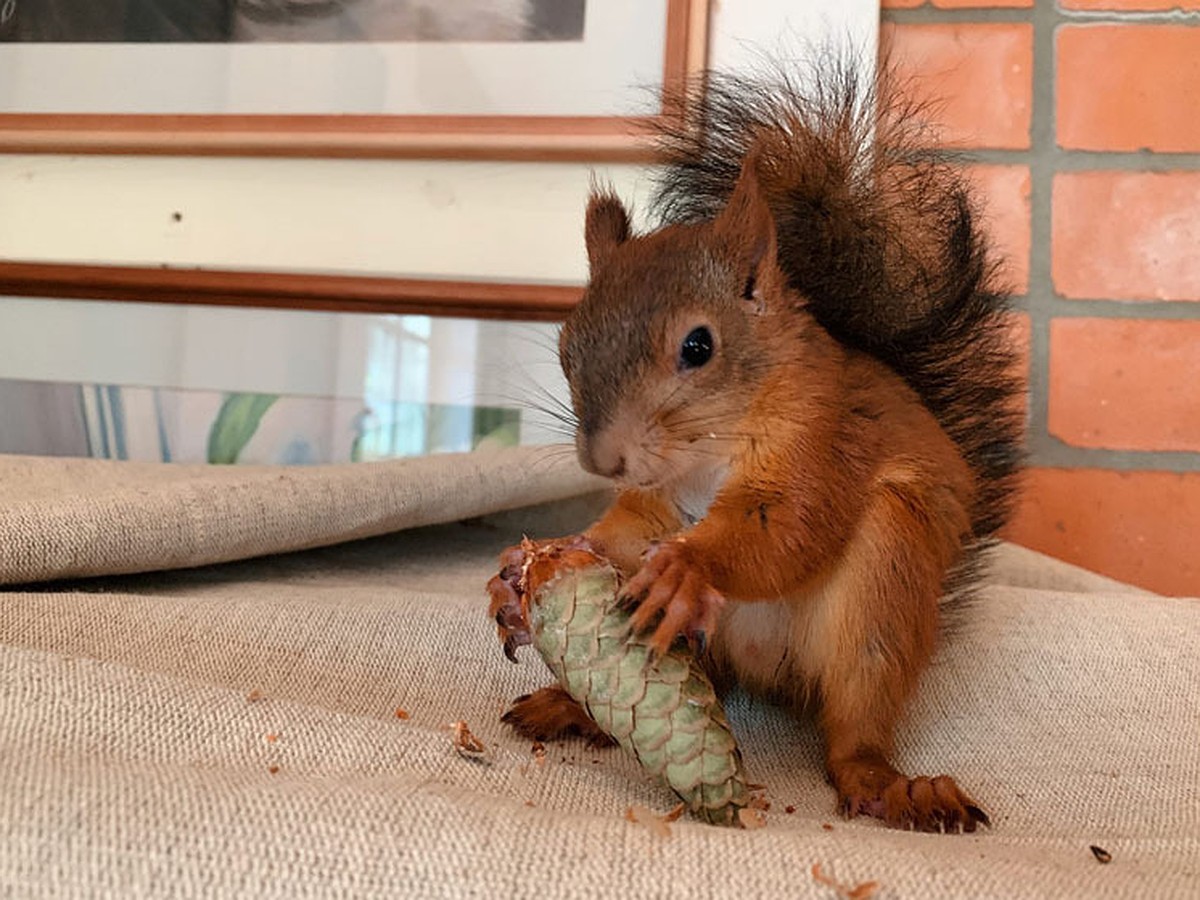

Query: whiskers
[662,409,758,447]
[517,383,580,439]
[520,442,583,476]
[483,376,579,444]
[467,321,578,443]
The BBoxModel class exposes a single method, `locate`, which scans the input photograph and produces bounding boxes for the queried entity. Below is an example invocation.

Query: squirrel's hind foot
[501,685,617,748]
[832,755,989,834]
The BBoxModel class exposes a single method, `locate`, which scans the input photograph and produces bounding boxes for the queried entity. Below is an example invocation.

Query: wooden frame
[0,261,581,321]
[0,0,708,161]
[0,2,709,318]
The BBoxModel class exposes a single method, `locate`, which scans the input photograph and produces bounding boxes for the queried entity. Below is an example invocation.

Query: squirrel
[495,55,1025,833]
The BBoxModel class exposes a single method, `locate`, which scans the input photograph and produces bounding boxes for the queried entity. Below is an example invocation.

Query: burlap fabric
[1,447,1196,898]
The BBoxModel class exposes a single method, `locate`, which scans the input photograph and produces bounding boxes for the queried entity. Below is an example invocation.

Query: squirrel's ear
[585,191,631,271]
[715,151,777,279]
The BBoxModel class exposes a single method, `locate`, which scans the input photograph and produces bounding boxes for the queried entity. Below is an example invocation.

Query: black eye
[679,326,713,369]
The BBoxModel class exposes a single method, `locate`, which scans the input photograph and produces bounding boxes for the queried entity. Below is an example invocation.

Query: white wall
[0,0,878,411]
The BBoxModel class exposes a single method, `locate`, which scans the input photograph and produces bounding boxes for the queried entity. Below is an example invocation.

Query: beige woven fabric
[1,447,1197,898]
[0,446,605,585]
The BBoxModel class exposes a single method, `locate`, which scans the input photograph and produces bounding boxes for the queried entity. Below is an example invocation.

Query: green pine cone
[528,558,750,826]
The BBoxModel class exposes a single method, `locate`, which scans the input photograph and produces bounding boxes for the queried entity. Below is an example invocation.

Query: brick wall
[880,0,1200,596]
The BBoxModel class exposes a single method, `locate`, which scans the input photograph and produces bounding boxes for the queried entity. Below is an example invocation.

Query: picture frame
[0,1,713,320]
[0,260,580,321]
[0,0,709,161]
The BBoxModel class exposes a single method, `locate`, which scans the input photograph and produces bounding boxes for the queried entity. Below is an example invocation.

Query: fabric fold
[0,446,605,585]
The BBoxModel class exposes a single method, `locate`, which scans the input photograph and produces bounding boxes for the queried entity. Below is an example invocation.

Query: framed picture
[0,0,709,160]
[0,260,581,321]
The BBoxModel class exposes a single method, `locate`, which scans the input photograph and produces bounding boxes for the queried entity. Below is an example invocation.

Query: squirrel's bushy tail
[651,51,1025,548]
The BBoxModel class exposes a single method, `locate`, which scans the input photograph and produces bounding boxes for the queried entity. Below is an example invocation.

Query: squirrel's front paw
[620,539,725,657]
[488,535,599,661]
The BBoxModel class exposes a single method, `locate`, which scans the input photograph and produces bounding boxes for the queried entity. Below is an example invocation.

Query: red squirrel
[495,60,1025,833]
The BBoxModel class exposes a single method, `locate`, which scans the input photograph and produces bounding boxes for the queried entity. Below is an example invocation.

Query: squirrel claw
[502,685,617,747]
[490,535,599,661]
[835,765,989,834]
[624,541,725,657]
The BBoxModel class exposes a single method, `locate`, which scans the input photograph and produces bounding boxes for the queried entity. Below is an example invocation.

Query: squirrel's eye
[679,326,714,370]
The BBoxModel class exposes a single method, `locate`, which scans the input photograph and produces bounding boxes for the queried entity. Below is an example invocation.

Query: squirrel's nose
[580,446,626,479]
[605,456,627,479]
[577,430,626,479]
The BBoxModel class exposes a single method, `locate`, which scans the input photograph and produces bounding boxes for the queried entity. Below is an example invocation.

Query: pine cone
[489,541,751,826]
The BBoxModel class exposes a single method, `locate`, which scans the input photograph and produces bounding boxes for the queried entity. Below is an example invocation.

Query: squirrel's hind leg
[815,479,988,833]
[502,685,617,748]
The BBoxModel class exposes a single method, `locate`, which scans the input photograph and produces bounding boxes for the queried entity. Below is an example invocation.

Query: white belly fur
[669,463,729,527]
[716,586,832,703]
[666,461,837,702]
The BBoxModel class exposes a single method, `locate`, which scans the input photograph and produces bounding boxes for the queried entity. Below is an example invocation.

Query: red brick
[1058,25,1200,152]
[934,0,1032,6]
[1062,0,1200,8]
[1049,319,1200,452]
[1053,171,1200,302]
[1008,312,1032,378]
[1007,468,1200,596]
[881,0,1036,7]
[881,24,1033,150]
[966,165,1031,294]
[1006,312,1032,421]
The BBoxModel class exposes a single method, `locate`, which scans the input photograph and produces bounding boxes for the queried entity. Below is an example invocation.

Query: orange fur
[584,489,682,577]
[499,74,1021,831]
[573,334,985,829]
[502,686,616,747]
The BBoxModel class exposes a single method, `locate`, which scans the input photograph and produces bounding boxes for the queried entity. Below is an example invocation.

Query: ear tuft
[585,191,631,271]
[714,147,777,277]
